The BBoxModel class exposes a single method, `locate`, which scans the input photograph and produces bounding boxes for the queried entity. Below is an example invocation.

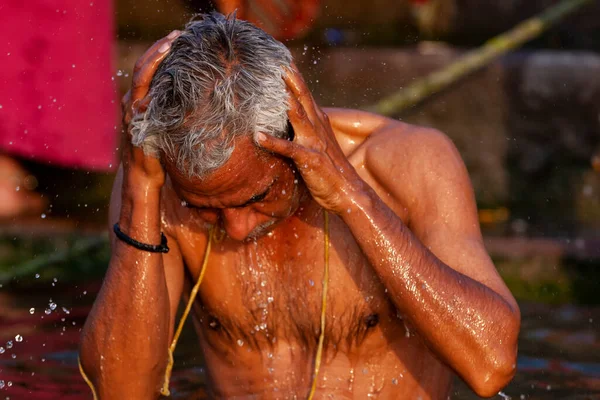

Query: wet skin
[79,32,520,400]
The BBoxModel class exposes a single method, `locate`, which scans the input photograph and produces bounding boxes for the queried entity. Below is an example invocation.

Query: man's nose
[221,208,257,241]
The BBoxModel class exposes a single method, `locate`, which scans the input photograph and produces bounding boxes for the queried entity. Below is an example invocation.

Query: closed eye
[247,190,269,204]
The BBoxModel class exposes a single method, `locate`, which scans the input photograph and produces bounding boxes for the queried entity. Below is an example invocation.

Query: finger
[287,87,310,128]
[131,30,182,103]
[121,90,132,124]
[134,96,152,115]
[133,30,181,74]
[254,132,304,161]
[284,62,318,122]
[286,89,321,150]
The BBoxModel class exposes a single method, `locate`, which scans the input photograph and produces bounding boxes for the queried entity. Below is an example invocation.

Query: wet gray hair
[131,12,292,178]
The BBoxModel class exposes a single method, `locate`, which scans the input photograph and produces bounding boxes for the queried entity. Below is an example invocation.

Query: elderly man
[80,12,520,400]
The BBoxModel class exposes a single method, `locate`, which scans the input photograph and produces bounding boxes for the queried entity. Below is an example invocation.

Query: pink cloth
[0,0,117,171]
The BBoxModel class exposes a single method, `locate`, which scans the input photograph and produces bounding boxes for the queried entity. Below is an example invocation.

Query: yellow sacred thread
[78,358,98,400]
[307,210,329,400]
[161,225,215,396]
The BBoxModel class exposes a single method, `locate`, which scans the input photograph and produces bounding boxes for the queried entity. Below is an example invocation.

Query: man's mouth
[246,219,279,240]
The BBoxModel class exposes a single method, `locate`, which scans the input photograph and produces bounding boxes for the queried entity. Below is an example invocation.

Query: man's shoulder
[363,121,458,178]
[361,121,467,208]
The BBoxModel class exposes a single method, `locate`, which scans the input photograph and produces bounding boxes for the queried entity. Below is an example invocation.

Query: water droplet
[267,296,274,303]
[72,64,76,68]
[49,302,57,310]
[281,190,286,195]
[0,347,4,354]
[0,380,4,389]
[35,274,40,279]
[62,307,70,314]
[41,213,46,219]
[116,70,123,77]
[261,281,267,287]
[260,323,267,330]
[10,354,15,359]
[392,378,398,385]
[44,309,51,315]
[15,335,22,343]
[6,341,12,349]
[309,279,314,286]
[237,339,244,347]
[29,307,36,314]
[7,381,12,387]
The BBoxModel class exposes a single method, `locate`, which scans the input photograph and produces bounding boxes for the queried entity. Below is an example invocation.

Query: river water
[0,281,598,399]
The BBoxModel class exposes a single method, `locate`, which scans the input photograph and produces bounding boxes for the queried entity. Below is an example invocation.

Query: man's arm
[255,65,519,398]
[343,127,519,397]
[79,166,185,399]
[79,31,186,399]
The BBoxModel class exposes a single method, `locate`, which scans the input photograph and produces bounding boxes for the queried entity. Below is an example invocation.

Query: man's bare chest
[174,211,396,354]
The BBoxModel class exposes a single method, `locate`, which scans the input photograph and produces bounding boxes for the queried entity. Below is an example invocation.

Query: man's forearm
[80,187,171,399]
[339,184,519,395]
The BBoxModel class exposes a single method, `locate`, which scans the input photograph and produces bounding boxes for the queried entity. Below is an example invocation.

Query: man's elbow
[468,351,517,398]
[468,316,520,397]
[78,330,167,399]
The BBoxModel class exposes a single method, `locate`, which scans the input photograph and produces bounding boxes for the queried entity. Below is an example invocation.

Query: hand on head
[255,63,363,214]
[121,30,182,191]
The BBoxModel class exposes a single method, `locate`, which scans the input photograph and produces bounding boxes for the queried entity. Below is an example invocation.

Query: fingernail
[158,42,171,53]
[167,30,180,39]
[256,132,267,142]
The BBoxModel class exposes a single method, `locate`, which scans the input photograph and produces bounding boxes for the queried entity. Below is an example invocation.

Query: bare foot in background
[0,155,46,219]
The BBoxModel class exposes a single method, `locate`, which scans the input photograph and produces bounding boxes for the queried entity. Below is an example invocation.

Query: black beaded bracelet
[113,223,170,253]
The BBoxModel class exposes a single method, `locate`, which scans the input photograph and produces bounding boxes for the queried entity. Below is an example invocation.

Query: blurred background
[1,0,599,398]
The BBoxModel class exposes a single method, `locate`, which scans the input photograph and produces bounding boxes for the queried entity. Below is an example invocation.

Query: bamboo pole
[366,0,594,116]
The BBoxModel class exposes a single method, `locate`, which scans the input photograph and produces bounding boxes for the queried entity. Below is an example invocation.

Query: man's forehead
[166,135,276,196]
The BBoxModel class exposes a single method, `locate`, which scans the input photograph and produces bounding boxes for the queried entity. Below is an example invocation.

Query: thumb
[254,132,301,160]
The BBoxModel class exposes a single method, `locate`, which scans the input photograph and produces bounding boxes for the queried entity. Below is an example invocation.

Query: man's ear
[286,120,295,141]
